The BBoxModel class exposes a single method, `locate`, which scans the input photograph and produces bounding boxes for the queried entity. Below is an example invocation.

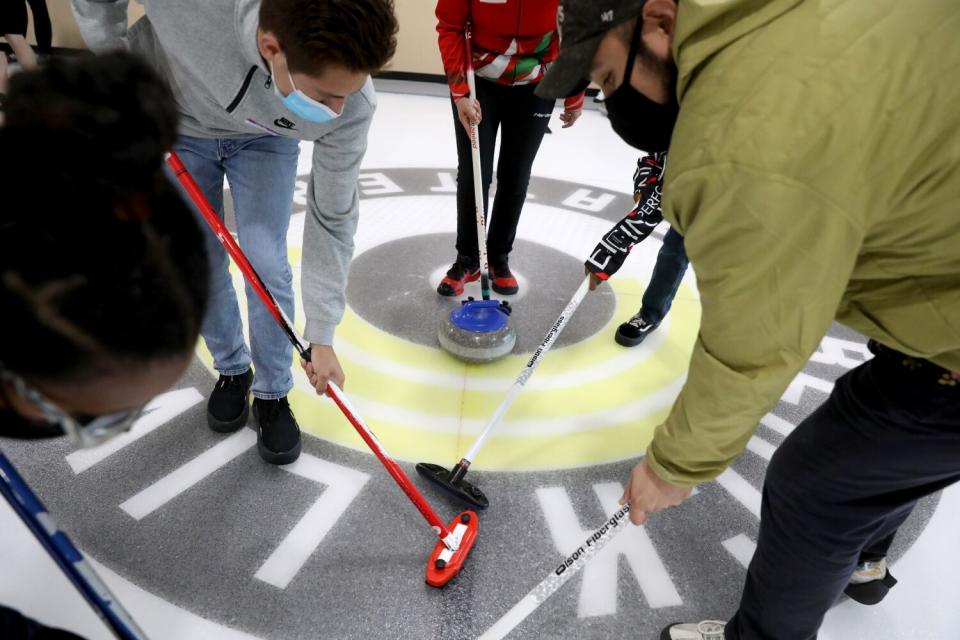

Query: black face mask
[0,385,66,440]
[0,411,66,440]
[603,20,679,152]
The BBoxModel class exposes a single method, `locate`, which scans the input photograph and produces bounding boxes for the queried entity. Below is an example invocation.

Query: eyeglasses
[0,367,144,448]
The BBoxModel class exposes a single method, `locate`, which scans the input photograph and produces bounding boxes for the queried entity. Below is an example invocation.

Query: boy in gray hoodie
[71,0,398,465]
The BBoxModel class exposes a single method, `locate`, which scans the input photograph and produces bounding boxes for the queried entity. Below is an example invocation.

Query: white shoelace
[697,620,726,640]
[850,557,887,584]
[626,314,658,334]
[626,312,648,329]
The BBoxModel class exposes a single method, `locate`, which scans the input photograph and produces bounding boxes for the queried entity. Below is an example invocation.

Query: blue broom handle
[0,452,148,640]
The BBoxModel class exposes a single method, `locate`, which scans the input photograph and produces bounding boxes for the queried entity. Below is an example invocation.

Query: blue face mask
[270,57,340,124]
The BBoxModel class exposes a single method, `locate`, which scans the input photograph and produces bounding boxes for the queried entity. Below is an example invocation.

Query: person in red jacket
[435,0,584,296]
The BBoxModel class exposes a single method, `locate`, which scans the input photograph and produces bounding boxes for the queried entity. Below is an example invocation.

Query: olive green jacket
[650,0,960,485]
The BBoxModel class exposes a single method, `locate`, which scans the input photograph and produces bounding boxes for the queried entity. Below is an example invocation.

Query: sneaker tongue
[449,261,472,278]
[457,255,480,270]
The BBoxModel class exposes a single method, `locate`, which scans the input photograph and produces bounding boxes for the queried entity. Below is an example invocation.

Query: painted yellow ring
[196,255,701,470]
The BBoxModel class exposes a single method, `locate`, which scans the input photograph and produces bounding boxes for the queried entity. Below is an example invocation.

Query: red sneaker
[437,260,480,296]
[491,263,519,295]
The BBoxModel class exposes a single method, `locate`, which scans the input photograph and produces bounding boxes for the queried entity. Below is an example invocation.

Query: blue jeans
[640,227,689,325]
[172,135,300,399]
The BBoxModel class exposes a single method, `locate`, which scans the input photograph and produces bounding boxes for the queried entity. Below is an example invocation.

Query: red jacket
[436,0,584,110]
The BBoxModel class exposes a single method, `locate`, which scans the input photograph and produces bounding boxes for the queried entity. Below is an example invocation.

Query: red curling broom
[165,150,477,587]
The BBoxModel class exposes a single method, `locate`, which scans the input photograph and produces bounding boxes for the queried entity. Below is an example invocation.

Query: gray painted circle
[346,233,617,353]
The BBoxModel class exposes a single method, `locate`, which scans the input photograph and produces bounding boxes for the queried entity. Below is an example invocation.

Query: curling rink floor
[3,86,960,639]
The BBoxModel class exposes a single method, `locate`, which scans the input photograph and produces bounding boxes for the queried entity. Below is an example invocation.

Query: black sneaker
[437,256,480,297]
[844,557,898,605]
[252,397,302,465]
[615,312,660,347]
[207,370,253,433]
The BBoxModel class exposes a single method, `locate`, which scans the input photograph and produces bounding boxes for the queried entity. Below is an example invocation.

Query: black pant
[26,0,52,53]
[452,78,553,265]
[726,346,960,639]
[0,605,85,639]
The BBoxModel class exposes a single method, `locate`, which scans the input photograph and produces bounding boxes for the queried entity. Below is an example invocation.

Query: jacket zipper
[226,65,258,113]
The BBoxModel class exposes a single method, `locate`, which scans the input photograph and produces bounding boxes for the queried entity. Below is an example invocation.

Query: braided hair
[0,52,209,383]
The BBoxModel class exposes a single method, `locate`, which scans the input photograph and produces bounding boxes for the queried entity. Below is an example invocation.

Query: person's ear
[638,0,677,63]
[257,29,282,63]
[641,0,677,39]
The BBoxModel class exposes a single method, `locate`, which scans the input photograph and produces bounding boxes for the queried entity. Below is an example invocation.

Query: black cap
[537,0,648,99]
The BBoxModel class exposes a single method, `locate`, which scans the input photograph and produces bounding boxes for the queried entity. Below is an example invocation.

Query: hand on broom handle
[454,96,481,136]
[164,151,459,548]
[301,344,345,398]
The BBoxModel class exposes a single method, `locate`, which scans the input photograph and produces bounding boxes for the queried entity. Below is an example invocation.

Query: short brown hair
[260,0,398,76]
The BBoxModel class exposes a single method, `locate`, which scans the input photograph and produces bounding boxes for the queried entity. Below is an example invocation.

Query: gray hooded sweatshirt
[72,0,375,347]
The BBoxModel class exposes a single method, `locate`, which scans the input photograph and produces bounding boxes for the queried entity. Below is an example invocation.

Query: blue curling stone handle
[448,299,512,333]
